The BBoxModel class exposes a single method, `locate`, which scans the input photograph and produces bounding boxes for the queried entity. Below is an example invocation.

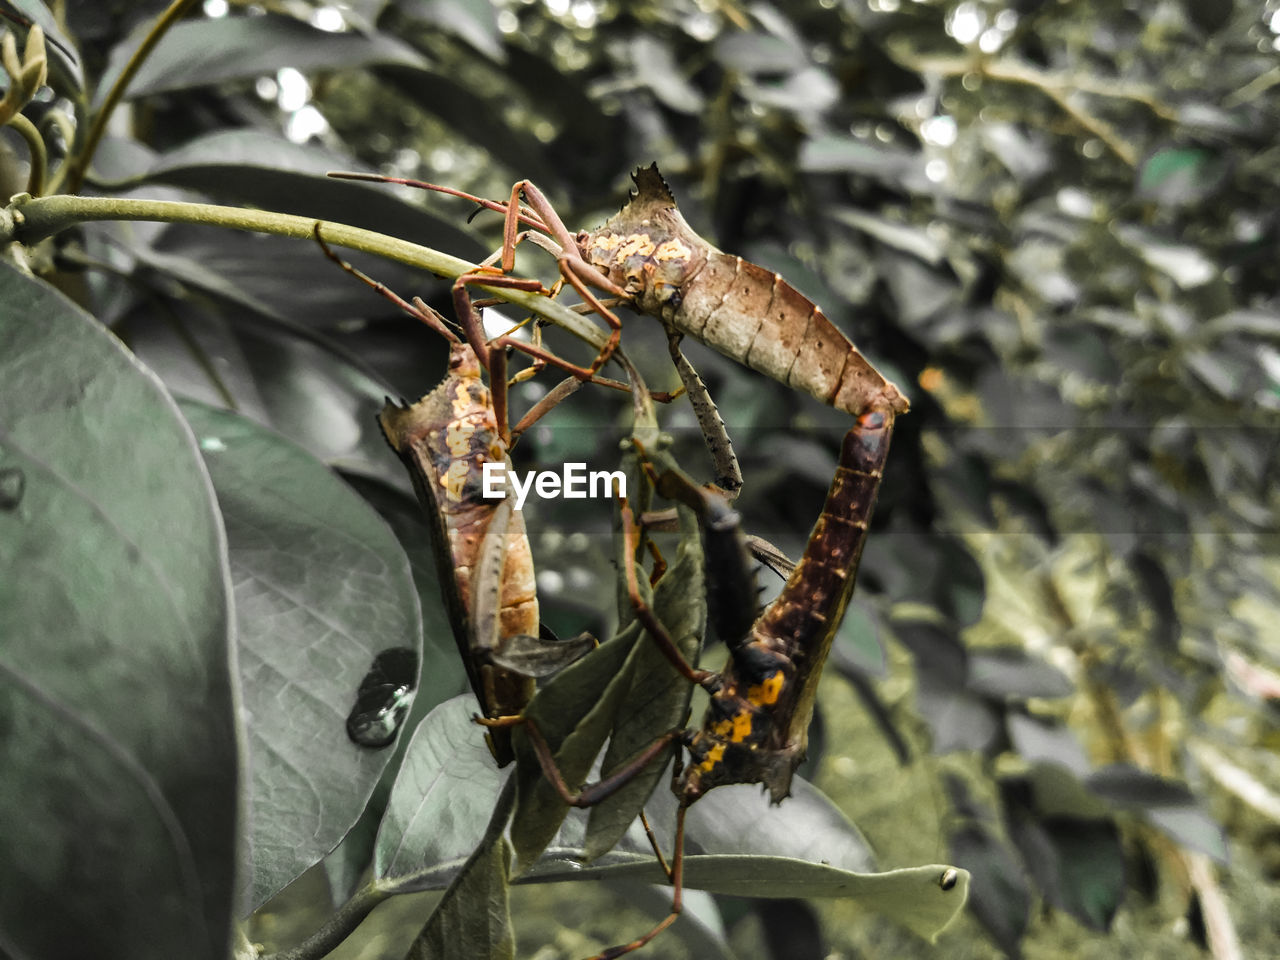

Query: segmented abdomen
[675,254,908,417]
[679,411,893,804]
[378,347,537,765]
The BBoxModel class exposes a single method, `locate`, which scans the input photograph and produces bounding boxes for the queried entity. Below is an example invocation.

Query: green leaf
[1204,308,1280,340]
[99,12,429,103]
[799,134,928,190]
[630,34,704,114]
[398,0,504,61]
[832,599,886,676]
[374,65,564,187]
[0,263,238,960]
[585,500,706,860]
[509,624,642,872]
[0,0,83,92]
[123,294,406,488]
[342,476,466,716]
[643,776,877,874]
[376,695,504,881]
[371,709,950,942]
[967,648,1073,700]
[1085,765,1228,862]
[1136,146,1228,208]
[949,823,1030,957]
[181,400,422,908]
[1114,224,1216,290]
[153,222,440,329]
[540,858,967,943]
[1002,780,1124,931]
[1006,713,1090,776]
[713,31,805,74]
[1044,818,1125,931]
[406,833,515,960]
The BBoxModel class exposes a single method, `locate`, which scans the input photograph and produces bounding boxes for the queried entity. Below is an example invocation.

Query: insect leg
[586,805,689,960]
[515,719,684,809]
[325,171,550,233]
[507,179,631,376]
[619,493,717,689]
[666,331,743,497]
[644,464,758,652]
[312,223,460,343]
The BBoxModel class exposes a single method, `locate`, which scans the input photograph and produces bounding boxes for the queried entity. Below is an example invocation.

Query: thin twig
[889,48,1165,166]
[61,0,200,193]
[1190,740,1280,823]
[1183,851,1243,960]
[7,112,47,196]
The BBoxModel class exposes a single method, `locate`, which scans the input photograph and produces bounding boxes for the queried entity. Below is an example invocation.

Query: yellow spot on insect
[614,233,656,262]
[747,671,784,706]
[699,742,726,773]
[450,390,473,419]
[712,718,733,737]
[591,234,624,254]
[731,711,753,742]
[443,460,469,502]
[654,239,692,262]
[446,421,472,458]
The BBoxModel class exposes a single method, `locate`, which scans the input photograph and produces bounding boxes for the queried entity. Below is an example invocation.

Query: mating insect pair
[320,166,906,959]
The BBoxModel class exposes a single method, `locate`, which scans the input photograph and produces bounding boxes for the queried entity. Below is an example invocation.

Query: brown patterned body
[378,342,538,766]
[582,166,909,417]
[678,410,893,804]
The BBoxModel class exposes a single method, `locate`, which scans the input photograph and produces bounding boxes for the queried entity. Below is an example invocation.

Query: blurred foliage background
[4,0,1280,957]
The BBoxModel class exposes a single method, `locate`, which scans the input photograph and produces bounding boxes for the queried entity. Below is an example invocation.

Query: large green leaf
[376,695,505,882]
[0,262,239,960]
[180,400,422,909]
[532,858,967,943]
[123,293,407,488]
[98,12,429,103]
[151,222,442,330]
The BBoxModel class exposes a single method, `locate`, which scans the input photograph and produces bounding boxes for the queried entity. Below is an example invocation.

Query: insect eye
[938,868,959,891]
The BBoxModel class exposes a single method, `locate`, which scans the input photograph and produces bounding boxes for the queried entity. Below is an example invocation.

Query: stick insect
[313,226,595,765]
[496,373,907,958]
[330,165,911,421]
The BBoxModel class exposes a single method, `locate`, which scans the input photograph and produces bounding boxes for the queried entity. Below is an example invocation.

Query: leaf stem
[257,880,392,960]
[1,192,611,351]
[7,112,47,196]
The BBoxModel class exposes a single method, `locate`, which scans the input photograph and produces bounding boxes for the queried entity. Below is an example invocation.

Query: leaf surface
[181,400,422,908]
[0,263,238,960]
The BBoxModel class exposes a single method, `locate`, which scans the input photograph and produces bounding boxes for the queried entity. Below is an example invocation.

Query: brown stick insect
[313,225,597,765]
[328,165,910,492]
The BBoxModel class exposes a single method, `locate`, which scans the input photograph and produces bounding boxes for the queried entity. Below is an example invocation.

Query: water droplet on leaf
[0,467,26,511]
[346,647,418,749]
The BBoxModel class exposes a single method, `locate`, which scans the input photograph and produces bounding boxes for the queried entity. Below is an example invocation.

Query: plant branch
[61,0,201,194]
[888,48,1157,167]
[1183,851,1243,960]
[258,880,392,960]
[0,192,612,351]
